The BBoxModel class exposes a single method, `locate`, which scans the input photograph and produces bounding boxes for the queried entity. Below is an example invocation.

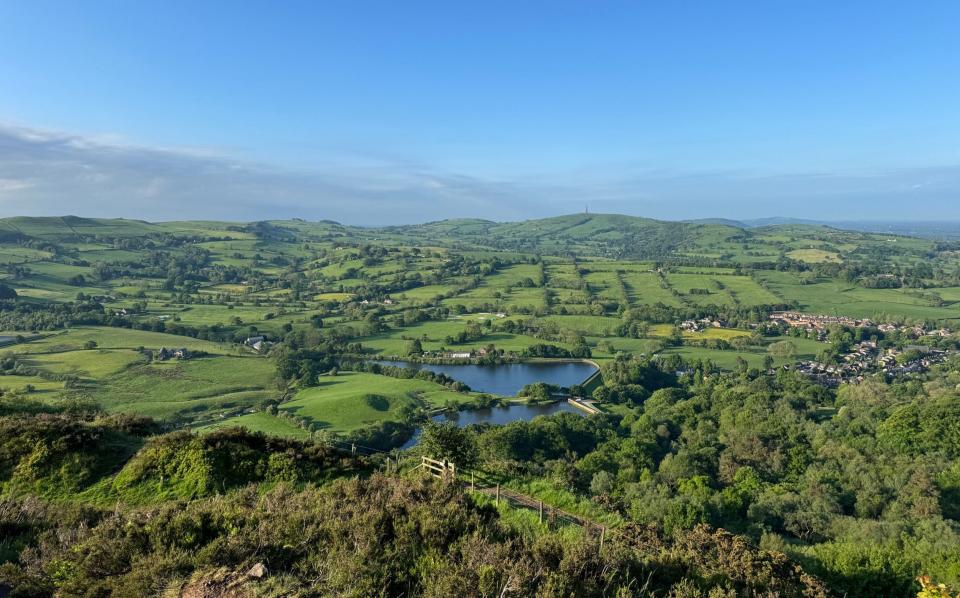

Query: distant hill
[0,216,160,240]
[0,212,943,263]
[734,217,960,240]
[684,218,748,228]
[828,220,960,240]
[741,216,828,228]
[384,213,746,259]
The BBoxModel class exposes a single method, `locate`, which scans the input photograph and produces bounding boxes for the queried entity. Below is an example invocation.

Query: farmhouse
[157,347,191,361]
[251,339,273,352]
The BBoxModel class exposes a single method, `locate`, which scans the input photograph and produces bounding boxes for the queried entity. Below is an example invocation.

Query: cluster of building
[359,298,396,306]
[424,347,494,360]
[156,347,191,361]
[792,341,952,387]
[679,318,724,332]
[768,311,952,339]
[768,312,872,330]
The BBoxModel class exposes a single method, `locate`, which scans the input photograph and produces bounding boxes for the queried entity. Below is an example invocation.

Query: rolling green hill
[0,212,945,266]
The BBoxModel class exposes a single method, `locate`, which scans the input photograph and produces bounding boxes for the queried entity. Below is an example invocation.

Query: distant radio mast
[585,204,589,214]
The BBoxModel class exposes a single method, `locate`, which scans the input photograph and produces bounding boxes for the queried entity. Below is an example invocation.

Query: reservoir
[400,401,584,449]
[373,360,598,396]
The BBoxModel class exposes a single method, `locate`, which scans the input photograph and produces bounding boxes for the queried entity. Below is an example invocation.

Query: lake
[373,360,598,396]
[401,401,584,449]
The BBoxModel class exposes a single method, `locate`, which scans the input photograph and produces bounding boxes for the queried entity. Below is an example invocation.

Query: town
[791,341,953,387]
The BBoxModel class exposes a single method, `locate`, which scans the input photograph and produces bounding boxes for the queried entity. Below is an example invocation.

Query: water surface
[374,360,597,396]
[401,401,584,449]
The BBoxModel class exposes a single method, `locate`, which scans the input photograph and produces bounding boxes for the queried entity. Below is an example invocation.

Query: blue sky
[0,1,958,223]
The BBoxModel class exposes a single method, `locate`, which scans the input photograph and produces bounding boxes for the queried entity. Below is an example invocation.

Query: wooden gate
[420,456,456,481]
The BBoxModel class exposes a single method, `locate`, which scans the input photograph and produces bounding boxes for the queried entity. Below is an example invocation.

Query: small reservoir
[373,360,598,396]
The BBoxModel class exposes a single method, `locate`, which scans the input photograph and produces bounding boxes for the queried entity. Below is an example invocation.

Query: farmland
[0,213,956,438]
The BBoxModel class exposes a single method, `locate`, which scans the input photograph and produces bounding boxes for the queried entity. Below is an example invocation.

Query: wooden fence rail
[416,454,606,544]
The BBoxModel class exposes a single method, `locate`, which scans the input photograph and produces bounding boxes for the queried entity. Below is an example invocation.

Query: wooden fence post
[495,484,500,506]
[351,443,356,455]
[538,500,543,523]
[599,526,605,552]
[471,472,475,491]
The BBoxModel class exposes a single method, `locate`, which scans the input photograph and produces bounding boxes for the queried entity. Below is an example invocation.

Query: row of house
[769,311,873,330]
[770,312,953,339]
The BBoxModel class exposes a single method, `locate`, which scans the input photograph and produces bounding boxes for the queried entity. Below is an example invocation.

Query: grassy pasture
[6,327,232,355]
[200,411,313,440]
[75,248,146,262]
[721,276,782,305]
[621,272,683,307]
[658,335,823,369]
[143,304,282,328]
[445,286,547,312]
[582,271,621,300]
[201,283,250,294]
[755,271,960,322]
[544,264,581,287]
[587,336,662,359]
[787,248,842,263]
[397,284,460,302]
[87,355,277,421]
[280,372,474,432]
[0,375,64,395]
[539,315,620,336]
[19,349,144,380]
[646,324,750,340]
[359,319,554,356]
[0,247,54,264]
[314,292,355,301]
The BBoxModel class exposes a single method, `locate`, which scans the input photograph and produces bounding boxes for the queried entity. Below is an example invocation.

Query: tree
[405,338,423,356]
[0,283,17,300]
[590,470,615,497]
[419,422,478,469]
[767,340,797,359]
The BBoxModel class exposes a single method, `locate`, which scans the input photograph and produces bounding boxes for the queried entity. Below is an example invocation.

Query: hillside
[0,405,832,596]
[0,213,944,265]
[382,213,745,259]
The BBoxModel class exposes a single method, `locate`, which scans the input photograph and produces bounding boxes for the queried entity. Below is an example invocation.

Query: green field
[87,355,277,421]
[201,410,313,440]
[0,213,955,441]
[279,372,475,432]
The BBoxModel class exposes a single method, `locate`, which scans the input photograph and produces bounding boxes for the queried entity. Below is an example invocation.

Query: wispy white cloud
[0,123,542,223]
[0,178,34,193]
[0,122,958,223]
